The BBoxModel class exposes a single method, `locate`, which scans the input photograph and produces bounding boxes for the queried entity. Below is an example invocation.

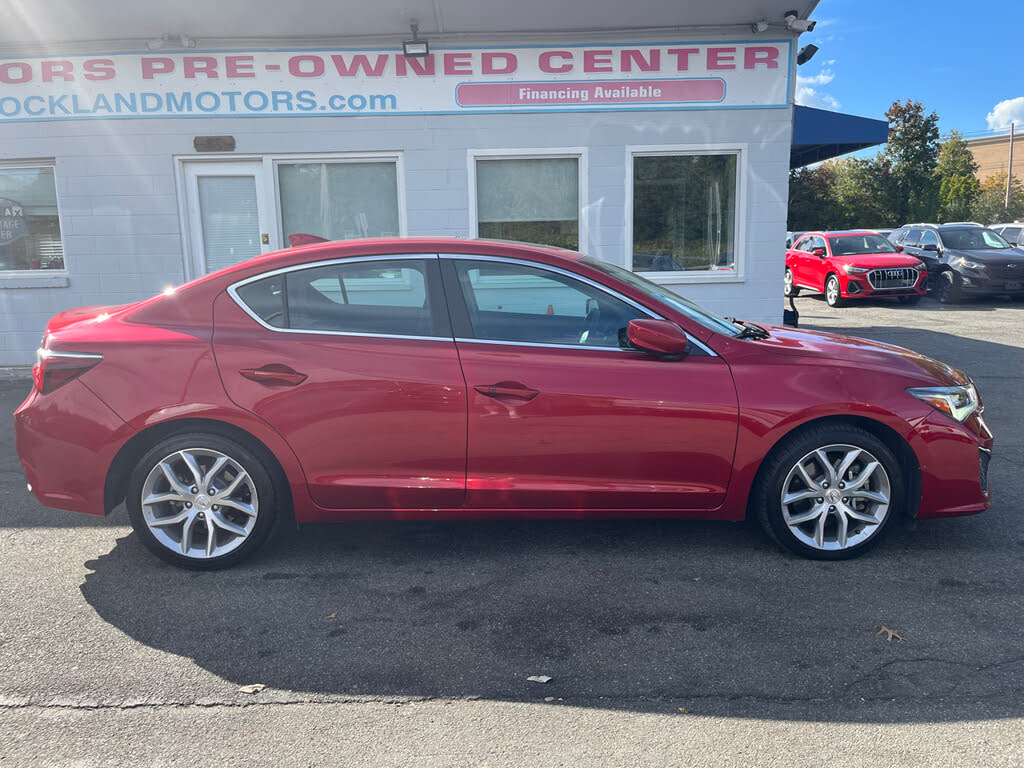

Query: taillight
[33,349,103,394]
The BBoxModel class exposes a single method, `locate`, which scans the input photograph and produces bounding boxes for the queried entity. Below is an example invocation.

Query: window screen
[0,166,64,272]
[632,153,737,273]
[475,157,579,250]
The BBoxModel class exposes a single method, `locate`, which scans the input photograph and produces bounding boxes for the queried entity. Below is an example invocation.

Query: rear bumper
[13,380,135,516]
[909,410,993,519]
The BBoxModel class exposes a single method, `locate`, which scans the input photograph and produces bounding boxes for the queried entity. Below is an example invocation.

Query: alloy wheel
[780,443,891,551]
[826,277,840,306]
[140,448,258,559]
[784,269,794,295]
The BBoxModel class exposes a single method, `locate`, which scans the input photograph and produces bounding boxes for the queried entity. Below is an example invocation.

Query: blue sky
[796,0,1024,141]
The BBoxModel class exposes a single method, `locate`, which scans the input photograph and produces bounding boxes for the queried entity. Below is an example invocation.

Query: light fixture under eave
[403,23,429,58]
[797,44,819,66]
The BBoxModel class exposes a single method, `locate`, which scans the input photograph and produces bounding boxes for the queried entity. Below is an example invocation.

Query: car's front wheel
[825,275,845,308]
[126,432,279,569]
[939,271,963,304]
[754,425,904,560]
[784,268,800,297]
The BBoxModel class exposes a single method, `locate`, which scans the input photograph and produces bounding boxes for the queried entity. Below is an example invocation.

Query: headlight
[842,265,870,274]
[914,262,928,270]
[907,383,979,422]
[955,257,983,269]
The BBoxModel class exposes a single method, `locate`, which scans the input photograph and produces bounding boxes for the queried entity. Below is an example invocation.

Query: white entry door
[183,161,273,277]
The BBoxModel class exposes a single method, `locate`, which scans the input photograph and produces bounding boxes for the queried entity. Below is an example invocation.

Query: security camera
[751,19,769,33]
[785,10,817,32]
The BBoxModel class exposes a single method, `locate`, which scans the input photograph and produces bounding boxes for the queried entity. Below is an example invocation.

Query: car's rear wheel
[897,294,922,305]
[126,433,278,569]
[754,425,904,560]
[939,271,963,304]
[825,274,844,308]
[784,268,800,297]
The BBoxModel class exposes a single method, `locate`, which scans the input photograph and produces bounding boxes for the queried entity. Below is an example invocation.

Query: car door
[212,254,467,511]
[915,230,943,276]
[806,235,831,289]
[790,236,815,287]
[441,255,739,512]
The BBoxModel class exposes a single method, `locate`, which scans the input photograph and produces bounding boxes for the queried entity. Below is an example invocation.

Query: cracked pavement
[1,294,1022,766]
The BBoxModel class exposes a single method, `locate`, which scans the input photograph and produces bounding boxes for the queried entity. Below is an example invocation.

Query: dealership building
[0,0,886,366]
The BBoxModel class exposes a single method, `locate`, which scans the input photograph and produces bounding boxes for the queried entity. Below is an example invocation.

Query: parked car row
[784,230,928,307]
[786,224,1024,305]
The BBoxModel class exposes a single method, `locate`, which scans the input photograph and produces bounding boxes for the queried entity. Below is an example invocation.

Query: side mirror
[812,247,826,257]
[895,245,904,252]
[626,319,689,357]
[922,243,939,252]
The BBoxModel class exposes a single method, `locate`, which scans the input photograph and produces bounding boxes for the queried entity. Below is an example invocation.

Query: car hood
[947,247,1024,263]
[832,253,922,268]
[753,325,964,385]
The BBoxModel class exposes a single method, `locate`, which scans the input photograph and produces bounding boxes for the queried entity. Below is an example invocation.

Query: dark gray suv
[889,224,1024,303]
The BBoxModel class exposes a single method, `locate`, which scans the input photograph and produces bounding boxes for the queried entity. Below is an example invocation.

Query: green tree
[972,172,1024,224]
[787,164,844,230]
[935,130,980,222]
[884,100,941,223]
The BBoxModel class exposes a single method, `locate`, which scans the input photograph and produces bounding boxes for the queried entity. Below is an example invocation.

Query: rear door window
[232,258,445,337]
[918,230,939,249]
[903,229,923,247]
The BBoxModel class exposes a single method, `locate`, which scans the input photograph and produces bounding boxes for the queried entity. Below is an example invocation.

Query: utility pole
[1007,122,1015,211]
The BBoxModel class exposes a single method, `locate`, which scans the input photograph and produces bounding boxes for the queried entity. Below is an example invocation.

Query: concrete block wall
[0,107,791,365]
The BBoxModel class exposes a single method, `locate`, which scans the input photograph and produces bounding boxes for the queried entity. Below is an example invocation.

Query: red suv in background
[785,230,928,307]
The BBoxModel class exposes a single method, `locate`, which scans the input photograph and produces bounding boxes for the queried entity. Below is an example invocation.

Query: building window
[474,155,581,250]
[0,165,64,272]
[629,150,739,275]
[278,161,401,243]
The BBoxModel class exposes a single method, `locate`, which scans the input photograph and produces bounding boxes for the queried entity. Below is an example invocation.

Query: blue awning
[791,106,889,168]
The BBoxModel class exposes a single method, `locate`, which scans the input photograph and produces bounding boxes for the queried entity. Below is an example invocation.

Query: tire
[939,271,963,304]
[126,432,279,569]
[784,268,800,297]
[754,424,905,560]
[897,294,922,305]
[825,274,845,308]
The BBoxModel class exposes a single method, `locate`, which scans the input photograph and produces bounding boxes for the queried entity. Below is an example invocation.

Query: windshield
[580,256,741,337]
[941,228,1011,250]
[828,234,898,256]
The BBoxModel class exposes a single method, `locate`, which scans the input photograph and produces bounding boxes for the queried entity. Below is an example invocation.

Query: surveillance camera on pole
[785,10,817,32]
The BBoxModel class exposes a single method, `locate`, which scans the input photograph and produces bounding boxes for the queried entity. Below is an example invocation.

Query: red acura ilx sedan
[14,238,992,568]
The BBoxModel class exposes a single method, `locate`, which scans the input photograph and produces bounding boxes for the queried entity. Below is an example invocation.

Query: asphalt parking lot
[1,292,1022,767]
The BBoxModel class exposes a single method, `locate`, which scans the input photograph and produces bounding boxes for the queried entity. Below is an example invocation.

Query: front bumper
[13,379,135,516]
[842,271,927,298]
[957,271,1024,294]
[908,409,993,519]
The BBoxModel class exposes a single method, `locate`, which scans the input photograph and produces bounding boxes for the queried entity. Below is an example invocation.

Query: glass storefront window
[631,153,737,273]
[278,161,400,243]
[475,157,580,250]
[0,166,64,272]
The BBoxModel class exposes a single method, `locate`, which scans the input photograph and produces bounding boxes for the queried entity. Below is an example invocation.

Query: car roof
[823,230,882,237]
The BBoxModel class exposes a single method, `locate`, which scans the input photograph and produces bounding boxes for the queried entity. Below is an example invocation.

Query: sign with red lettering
[0,41,790,121]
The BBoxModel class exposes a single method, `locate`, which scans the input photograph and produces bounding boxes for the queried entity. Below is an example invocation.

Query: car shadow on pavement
[80,506,1024,723]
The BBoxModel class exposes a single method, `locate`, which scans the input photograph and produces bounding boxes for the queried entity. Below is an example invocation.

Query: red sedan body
[786,230,928,302]
[13,238,991,562]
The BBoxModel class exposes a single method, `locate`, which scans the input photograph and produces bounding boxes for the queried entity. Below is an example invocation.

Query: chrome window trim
[37,349,104,359]
[442,253,717,357]
[226,254,452,341]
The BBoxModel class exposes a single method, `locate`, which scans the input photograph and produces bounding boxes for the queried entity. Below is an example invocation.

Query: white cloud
[795,67,840,110]
[986,97,1024,130]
